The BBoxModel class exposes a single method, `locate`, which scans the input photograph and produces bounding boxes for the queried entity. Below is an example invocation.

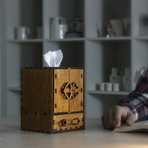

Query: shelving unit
[2,0,148,118]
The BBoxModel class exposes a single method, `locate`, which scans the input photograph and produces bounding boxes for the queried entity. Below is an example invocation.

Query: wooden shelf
[87,37,131,41]
[135,36,148,40]
[8,87,21,92]
[9,37,132,42]
[8,39,43,43]
[87,90,130,96]
[45,38,85,42]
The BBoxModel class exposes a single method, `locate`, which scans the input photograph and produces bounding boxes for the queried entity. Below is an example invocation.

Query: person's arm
[102,68,148,129]
[118,91,148,122]
[119,68,148,122]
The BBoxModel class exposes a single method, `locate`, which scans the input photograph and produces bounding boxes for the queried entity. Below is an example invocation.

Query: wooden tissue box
[21,67,85,133]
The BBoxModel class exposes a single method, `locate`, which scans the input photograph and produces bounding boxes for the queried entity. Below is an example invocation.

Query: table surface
[0,117,148,148]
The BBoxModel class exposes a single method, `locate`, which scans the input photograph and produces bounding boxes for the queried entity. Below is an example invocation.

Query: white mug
[100,82,112,91]
[113,83,120,92]
[100,83,106,91]
[15,26,30,40]
[106,83,112,91]
[50,17,67,39]
[51,24,68,39]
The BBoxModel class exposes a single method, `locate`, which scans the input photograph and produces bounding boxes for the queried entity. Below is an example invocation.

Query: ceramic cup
[113,83,120,92]
[100,82,106,91]
[106,83,112,91]
[15,26,31,40]
[51,24,68,39]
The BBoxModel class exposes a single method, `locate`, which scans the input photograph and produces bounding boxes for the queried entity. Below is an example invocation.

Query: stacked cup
[15,26,31,40]
[122,68,131,91]
[100,82,119,92]
[109,67,121,91]
[100,82,112,91]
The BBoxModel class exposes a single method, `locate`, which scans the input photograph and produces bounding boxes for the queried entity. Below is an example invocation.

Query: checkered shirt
[118,68,148,122]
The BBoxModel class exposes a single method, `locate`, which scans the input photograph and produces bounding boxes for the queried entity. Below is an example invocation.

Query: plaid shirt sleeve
[118,68,148,122]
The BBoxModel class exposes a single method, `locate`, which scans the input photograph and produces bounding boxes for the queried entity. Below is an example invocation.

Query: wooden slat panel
[21,68,52,132]
[70,69,84,112]
[54,69,69,113]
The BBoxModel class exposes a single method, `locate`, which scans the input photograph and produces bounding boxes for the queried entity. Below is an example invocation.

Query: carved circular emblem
[61,82,79,99]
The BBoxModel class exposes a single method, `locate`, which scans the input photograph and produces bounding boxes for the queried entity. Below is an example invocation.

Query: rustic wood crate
[21,67,85,133]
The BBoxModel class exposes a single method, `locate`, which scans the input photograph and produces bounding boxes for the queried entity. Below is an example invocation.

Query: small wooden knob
[60,119,67,127]
[71,118,80,125]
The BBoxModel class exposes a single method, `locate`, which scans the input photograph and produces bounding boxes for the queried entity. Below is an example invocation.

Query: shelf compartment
[85,41,131,92]
[85,0,131,38]
[43,0,84,39]
[88,90,130,96]
[6,0,42,40]
[43,42,84,68]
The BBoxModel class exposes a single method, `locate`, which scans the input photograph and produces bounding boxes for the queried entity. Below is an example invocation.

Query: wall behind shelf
[0,0,2,116]
[85,93,123,118]
[131,0,148,37]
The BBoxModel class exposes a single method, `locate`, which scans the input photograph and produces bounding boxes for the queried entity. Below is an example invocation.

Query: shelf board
[8,87,21,91]
[87,90,130,96]
[87,37,131,41]
[135,36,148,40]
[8,39,43,43]
[45,38,85,42]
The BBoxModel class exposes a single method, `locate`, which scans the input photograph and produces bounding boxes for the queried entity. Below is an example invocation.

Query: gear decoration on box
[61,82,79,99]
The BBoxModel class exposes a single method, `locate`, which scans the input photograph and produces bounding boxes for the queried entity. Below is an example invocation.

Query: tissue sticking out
[43,50,63,67]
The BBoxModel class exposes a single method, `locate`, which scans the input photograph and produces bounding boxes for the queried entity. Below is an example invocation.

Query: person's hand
[101,106,136,130]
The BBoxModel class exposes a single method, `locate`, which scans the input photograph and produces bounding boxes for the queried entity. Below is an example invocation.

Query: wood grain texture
[70,69,83,112]
[21,67,84,133]
[54,69,69,113]
[21,68,53,132]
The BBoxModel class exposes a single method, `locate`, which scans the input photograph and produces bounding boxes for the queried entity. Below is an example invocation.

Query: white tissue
[43,50,63,67]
